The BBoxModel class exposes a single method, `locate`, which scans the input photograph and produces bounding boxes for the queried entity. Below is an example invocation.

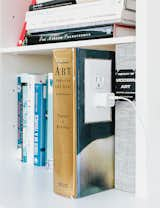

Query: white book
[76,0,100,3]
[37,0,98,4]
[26,0,135,33]
[37,0,99,3]
[125,0,136,11]
[27,75,34,165]
[36,0,54,3]
[114,24,135,37]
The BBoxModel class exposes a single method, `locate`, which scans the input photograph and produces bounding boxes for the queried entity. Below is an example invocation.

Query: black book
[24,25,114,45]
[29,0,76,11]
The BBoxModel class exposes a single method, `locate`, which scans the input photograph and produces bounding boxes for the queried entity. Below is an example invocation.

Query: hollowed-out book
[53,48,115,197]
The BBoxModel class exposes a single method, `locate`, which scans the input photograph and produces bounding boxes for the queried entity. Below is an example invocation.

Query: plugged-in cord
[115,96,136,111]
[114,95,145,134]
[95,92,145,136]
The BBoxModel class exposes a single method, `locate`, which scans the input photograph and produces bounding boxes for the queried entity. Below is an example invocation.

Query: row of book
[17,73,53,167]
[18,0,136,46]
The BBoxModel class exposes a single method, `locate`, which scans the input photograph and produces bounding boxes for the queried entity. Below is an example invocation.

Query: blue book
[22,83,28,163]
[17,76,23,149]
[34,83,47,166]
[46,73,53,167]
[17,73,30,162]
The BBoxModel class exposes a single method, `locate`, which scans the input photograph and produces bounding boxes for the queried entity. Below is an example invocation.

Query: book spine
[29,0,76,11]
[125,0,136,11]
[42,84,47,166]
[113,24,135,37]
[22,83,28,163]
[37,0,53,3]
[25,25,113,45]
[27,77,35,165]
[32,0,37,5]
[53,49,77,197]
[17,22,27,46]
[17,76,23,149]
[34,83,47,166]
[34,84,41,166]
[46,73,53,167]
[115,43,136,193]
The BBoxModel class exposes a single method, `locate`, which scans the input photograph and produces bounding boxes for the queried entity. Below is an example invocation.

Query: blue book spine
[34,83,47,166]
[17,76,23,149]
[46,73,53,166]
[22,83,28,163]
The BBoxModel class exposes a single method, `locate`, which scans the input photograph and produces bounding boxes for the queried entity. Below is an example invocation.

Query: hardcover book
[29,0,76,11]
[125,0,136,11]
[115,43,136,193]
[24,25,113,45]
[36,0,55,3]
[53,48,115,197]
[24,24,135,46]
[34,82,47,166]
[25,0,136,33]
[25,75,35,164]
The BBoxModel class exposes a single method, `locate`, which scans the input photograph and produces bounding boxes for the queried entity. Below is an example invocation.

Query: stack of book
[17,73,53,167]
[18,0,136,46]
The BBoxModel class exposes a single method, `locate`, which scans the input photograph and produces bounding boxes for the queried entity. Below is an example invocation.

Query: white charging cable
[114,96,136,109]
[114,94,145,133]
[95,92,145,133]
[95,92,136,109]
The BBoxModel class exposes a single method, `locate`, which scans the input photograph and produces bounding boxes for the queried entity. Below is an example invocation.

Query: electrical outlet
[84,58,112,123]
[96,76,105,89]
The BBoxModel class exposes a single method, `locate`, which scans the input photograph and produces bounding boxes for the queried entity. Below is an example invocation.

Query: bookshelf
[0,36,135,55]
[0,0,155,207]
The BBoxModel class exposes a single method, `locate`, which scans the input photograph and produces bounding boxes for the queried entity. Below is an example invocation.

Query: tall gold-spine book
[53,48,77,197]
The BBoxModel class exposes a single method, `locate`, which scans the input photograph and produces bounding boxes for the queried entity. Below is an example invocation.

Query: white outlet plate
[84,58,112,123]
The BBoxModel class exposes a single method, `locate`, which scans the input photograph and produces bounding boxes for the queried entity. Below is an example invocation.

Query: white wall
[146,1,160,204]
[0,0,31,47]
[137,0,160,205]
[136,0,148,198]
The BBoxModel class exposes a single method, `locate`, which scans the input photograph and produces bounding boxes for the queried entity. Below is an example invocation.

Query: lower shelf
[0,158,137,208]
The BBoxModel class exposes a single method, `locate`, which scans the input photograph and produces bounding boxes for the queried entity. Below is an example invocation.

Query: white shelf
[0,158,138,208]
[0,36,136,55]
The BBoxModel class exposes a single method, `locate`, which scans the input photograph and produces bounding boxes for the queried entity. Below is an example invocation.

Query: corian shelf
[0,36,136,55]
[0,158,138,208]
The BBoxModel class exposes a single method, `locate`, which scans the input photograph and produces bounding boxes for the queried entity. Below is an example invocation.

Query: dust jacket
[53,48,115,197]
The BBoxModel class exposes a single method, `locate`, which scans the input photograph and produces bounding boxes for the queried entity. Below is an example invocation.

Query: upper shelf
[0,36,136,55]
